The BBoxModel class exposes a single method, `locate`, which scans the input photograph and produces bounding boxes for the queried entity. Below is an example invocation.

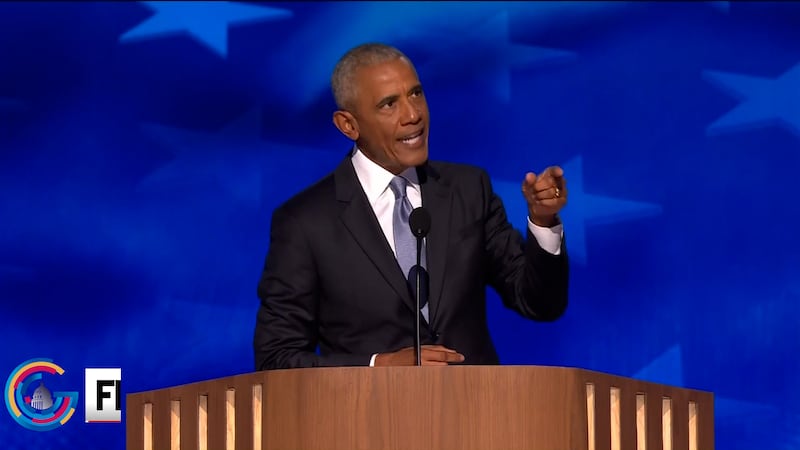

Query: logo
[85,368,122,423]
[4,358,79,431]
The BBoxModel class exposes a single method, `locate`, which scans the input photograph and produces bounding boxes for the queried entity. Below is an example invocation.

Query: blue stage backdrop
[1,1,798,449]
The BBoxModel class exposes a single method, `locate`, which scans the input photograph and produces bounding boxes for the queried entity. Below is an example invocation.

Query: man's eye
[381,101,394,109]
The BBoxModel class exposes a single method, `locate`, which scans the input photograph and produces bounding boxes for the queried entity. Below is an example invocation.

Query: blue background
[1,1,798,449]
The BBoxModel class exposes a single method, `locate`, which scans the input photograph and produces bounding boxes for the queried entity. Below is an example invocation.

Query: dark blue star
[267,2,617,110]
[120,1,292,58]
[492,155,663,265]
[138,109,341,209]
[416,11,577,102]
[629,342,799,448]
[704,62,800,137]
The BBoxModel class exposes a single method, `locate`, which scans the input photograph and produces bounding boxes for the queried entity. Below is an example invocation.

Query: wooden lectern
[126,366,713,450]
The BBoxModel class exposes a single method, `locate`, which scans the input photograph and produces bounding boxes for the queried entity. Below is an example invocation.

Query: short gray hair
[331,43,411,111]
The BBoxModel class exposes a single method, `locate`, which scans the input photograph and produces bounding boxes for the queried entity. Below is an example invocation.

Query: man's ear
[333,110,359,141]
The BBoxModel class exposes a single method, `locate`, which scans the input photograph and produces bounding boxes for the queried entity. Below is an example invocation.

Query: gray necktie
[388,176,429,321]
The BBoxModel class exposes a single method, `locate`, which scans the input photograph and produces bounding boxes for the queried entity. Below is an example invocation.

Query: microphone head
[409,207,431,238]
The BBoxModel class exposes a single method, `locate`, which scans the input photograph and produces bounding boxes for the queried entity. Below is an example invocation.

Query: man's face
[348,58,430,174]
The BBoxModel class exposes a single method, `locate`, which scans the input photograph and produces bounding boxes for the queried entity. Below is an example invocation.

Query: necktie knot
[389,176,408,200]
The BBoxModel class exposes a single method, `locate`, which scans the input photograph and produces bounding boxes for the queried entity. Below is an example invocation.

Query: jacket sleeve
[480,169,569,321]
[253,205,371,370]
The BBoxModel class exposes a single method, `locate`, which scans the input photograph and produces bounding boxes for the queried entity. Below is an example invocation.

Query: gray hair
[331,43,412,111]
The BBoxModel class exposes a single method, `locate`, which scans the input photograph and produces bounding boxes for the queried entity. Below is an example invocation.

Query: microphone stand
[408,207,430,367]
[414,236,423,366]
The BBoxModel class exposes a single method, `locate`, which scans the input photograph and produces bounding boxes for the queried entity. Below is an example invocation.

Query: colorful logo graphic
[4,358,79,431]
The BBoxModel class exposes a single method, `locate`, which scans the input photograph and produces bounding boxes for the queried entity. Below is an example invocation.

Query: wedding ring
[554,187,560,198]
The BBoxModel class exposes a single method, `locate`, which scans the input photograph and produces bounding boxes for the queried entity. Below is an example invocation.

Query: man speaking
[253,43,569,369]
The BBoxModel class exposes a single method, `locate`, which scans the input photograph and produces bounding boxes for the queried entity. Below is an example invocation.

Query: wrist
[530,213,559,228]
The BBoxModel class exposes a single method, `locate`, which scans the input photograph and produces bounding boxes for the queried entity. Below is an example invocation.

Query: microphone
[409,207,431,238]
[408,207,431,366]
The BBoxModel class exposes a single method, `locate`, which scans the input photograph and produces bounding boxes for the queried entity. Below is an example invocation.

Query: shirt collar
[351,146,420,206]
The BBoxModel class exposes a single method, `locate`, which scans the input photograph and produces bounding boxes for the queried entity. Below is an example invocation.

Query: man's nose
[400,99,420,124]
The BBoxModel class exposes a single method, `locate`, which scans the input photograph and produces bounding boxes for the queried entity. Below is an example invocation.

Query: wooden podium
[126,366,713,450]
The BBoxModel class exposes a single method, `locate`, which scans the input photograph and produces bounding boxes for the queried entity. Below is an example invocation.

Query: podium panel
[126,366,713,450]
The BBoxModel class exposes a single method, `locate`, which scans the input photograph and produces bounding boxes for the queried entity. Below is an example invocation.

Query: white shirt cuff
[369,353,378,367]
[527,217,563,255]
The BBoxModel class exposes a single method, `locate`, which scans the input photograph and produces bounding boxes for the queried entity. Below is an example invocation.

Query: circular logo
[4,358,79,431]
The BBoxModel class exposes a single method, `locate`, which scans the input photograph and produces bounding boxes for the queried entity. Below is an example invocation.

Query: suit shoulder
[426,160,493,188]
[273,171,336,220]
[427,160,490,180]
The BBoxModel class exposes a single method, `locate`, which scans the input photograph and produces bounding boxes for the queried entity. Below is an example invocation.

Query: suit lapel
[418,163,452,326]
[335,157,416,312]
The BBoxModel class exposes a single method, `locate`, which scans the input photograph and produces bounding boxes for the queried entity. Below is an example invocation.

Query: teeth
[401,131,423,143]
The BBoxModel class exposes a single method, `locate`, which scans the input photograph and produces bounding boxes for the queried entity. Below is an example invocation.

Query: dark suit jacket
[253,155,568,370]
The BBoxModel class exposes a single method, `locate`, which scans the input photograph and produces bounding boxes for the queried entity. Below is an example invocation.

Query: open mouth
[399,128,424,145]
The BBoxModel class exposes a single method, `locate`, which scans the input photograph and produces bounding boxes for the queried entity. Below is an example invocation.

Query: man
[253,43,568,370]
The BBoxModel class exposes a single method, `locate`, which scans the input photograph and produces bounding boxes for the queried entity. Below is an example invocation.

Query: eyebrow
[375,84,423,108]
[376,94,399,108]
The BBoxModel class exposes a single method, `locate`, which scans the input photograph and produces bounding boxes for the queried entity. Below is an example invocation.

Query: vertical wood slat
[662,397,672,450]
[170,400,180,450]
[226,389,236,450]
[610,387,621,450]
[587,383,596,450]
[636,394,647,450]
[143,402,153,450]
[253,384,263,450]
[198,394,208,450]
[688,402,698,450]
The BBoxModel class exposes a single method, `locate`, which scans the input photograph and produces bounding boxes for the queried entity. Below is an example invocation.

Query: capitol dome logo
[4,358,79,431]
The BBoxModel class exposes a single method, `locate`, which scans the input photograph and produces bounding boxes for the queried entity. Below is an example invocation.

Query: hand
[521,166,567,227]
[373,345,465,366]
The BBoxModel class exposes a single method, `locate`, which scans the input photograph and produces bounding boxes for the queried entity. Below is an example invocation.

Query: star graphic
[629,343,800,449]
[416,11,577,102]
[266,2,605,110]
[138,109,342,209]
[139,110,265,207]
[704,62,800,137]
[632,344,684,386]
[492,155,663,265]
[119,1,293,58]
